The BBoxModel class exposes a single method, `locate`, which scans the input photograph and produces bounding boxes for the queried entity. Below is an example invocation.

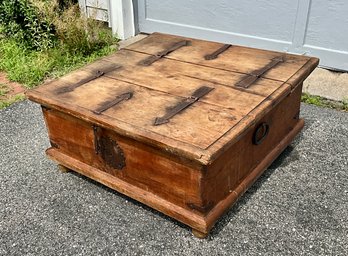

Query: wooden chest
[27,33,318,238]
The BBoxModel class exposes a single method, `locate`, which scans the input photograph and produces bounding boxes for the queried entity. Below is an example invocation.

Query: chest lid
[26,33,318,165]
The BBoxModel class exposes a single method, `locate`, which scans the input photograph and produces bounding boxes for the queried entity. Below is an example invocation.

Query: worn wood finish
[26,33,318,237]
[125,33,312,82]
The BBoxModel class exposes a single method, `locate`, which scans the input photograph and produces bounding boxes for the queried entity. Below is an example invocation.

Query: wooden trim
[285,57,319,88]
[78,0,87,14]
[109,0,136,39]
[291,0,312,51]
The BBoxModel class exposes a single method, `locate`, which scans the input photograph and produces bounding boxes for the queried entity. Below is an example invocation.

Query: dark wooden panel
[43,109,204,209]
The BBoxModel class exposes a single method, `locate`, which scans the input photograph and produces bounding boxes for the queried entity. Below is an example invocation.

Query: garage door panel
[137,0,348,71]
[304,0,348,52]
[143,0,297,42]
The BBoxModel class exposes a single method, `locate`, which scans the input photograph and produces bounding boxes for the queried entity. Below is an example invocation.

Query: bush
[0,0,117,88]
[0,0,56,50]
[0,0,117,54]
[49,3,116,55]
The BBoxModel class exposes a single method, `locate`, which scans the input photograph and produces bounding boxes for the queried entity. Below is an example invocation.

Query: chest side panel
[42,108,205,209]
[200,83,303,214]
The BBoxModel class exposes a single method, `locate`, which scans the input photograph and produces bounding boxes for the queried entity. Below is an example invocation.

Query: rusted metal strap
[204,44,231,60]
[154,86,214,126]
[139,40,190,66]
[236,56,284,88]
[93,92,133,115]
[55,65,122,94]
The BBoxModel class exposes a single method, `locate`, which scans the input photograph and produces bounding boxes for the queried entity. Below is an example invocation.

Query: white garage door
[137,0,348,71]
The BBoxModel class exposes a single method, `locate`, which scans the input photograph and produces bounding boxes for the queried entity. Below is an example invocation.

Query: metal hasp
[139,40,190,66]
[204,44,231,60]
[154,86,214,126]
[55,65,122,94]
[93,125,126,170]
[236,56,284,88]
[93,92,133,115]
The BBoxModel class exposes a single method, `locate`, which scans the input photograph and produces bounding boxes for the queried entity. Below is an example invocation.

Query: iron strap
[236,56,284,88]
[55,65,122,94]
[204,44,231,60]
[154,86,214,126]
[139,40,190,66]
[93,92,133,115]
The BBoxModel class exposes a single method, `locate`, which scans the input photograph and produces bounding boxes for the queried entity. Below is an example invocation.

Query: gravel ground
[0,100,347,256]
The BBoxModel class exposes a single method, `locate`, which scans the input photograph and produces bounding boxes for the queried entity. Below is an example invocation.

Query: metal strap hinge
[154,86,214,126]
[236,56,284,88]
[204,44,231,60]
[139,40,190,66]
[93,92,133,115]
[55,65,122,94]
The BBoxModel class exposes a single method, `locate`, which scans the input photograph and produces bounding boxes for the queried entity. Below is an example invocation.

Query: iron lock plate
[93,125,126,170]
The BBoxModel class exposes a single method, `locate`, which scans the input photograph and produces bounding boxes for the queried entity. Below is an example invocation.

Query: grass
[0,38,116,109]
[0,83,9,96]
[301,93,348,112]
[0,39,116,88]
[0,1,118,109]
[0,94,25,109]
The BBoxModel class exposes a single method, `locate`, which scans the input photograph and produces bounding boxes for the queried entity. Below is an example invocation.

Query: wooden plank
[28,89,208,163]
[286,57,320,88]
[26,32,318,164]
[44,77,243,149]
[104,50,284,99]
[125,33,311,83]
[202,82,293,163]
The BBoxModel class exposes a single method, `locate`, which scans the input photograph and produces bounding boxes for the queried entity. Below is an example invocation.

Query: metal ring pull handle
[252,122,269,145]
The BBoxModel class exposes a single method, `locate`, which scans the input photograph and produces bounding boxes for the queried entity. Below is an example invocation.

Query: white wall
[79,0,135,40]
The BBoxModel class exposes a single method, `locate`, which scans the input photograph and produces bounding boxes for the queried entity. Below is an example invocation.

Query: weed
[0,83,10,96]
[0,0,56,50]
[0,94,25,110]
[301,93,348,112]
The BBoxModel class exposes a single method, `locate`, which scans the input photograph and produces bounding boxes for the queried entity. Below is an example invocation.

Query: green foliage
[51,3,117,55]
[0,0,118,88]
[0,94,25,109]
[0,83,10,96]
[301,93,348,112]
[0,0,56,50]
[301,93,323,106]
[341,98,348,111]
[0,39,115,88]
[0,0,117,109]
[0,0,117,53]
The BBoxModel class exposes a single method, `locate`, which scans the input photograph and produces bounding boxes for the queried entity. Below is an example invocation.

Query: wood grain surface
[26,33,318,237]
